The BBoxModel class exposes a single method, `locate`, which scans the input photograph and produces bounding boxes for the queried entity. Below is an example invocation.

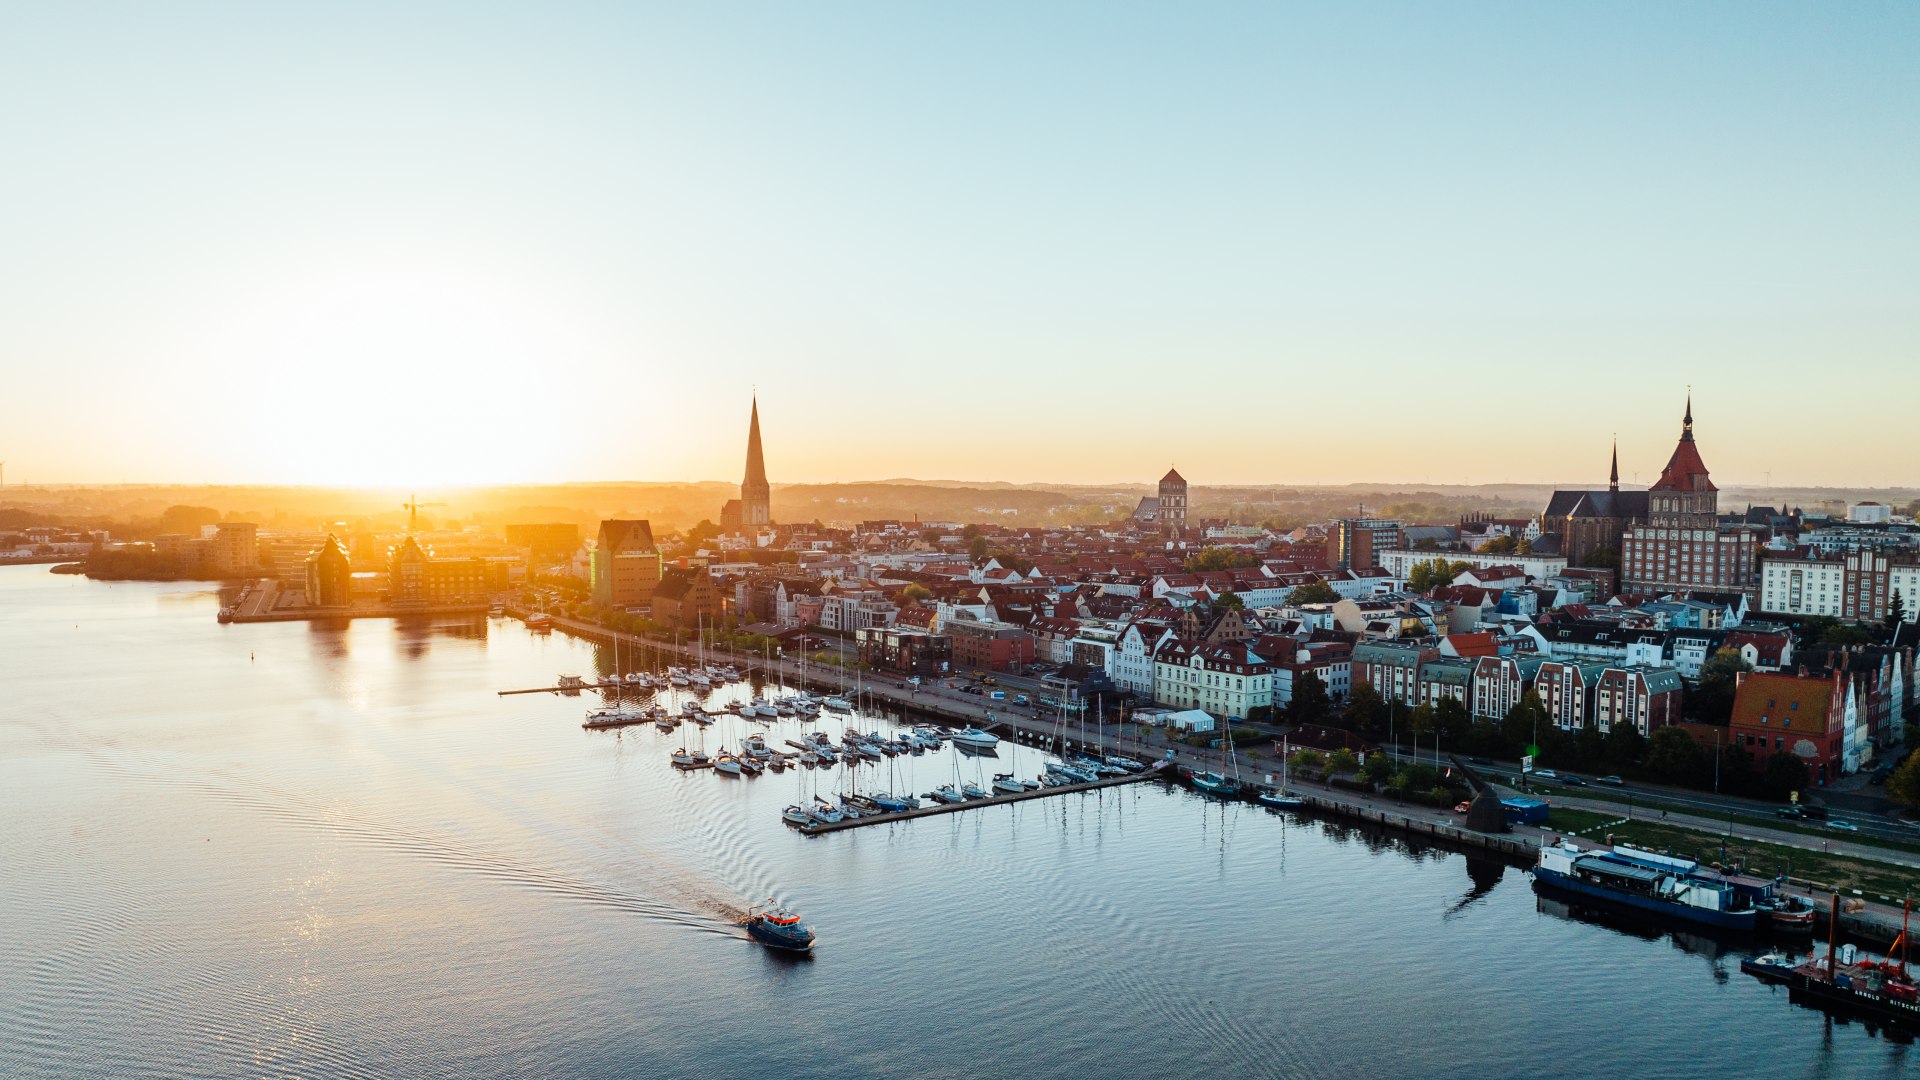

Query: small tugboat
[745,901,816,952]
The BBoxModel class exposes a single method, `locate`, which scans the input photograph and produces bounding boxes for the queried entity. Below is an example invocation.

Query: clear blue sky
[1,2,1914,488]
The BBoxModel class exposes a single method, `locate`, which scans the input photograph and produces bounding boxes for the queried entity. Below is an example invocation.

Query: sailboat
[1190,720,1241,798]
[1257,735,1306,809]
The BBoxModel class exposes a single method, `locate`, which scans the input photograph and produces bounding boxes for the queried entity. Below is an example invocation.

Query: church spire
[743,394,766,489]
[740,393,771,527]
[1609,437,1619,493]
[1682,389,1693,442]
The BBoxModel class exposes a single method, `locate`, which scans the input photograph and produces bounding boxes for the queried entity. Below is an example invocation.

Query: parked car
[1453,802,1472,814]
[1828,820,1860,832]
[989,691,1007,701]
[1596,775,1625,786]
[1802,805,1830,820]
[1013,694,1030,706]
[1469,756,1493,766]
[958,685,984,696]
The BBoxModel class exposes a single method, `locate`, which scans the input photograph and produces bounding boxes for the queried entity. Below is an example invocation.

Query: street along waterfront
[1,564,1911,1079]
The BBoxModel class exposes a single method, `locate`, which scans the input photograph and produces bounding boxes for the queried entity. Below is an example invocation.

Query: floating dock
[796,764,1164,834]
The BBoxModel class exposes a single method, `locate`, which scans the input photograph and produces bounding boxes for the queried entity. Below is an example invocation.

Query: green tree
[1184,546,1260,573]
[1361,752,1394,784]
[1516,537,1534,555]
[1481,535,1519,554]
[1329,747,1359,772]
[1686,647,1752,724]
[968,535,990,561]
[1211,591,1246,612]
[1501,691,1549,758]
[1888,752,1920,809]
[902,583,932,602]
[1405,703,1435,754]
[1433,696,1471,748]
[1890,589,1908,629]
[1343,683,1390,740]
[1582,545,1621,572]
[1406,558,1473,594]
[1288,671,1333,725]
[1287,580,1340,605]
[1759,751,1810,803]
[1646,726,1707,786]
[1603,722,1648,773]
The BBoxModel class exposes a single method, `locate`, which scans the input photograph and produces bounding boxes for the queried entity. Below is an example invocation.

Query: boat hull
[746,920,816,952]
[1532,868,1758,931]
[1767,968,1920,1030]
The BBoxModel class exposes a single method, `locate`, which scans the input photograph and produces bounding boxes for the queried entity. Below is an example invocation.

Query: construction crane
[402,493,445,534]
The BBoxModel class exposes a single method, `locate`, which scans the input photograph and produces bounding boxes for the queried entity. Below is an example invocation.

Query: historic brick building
[1539,439,1649,568]
[1620,397,1755,596]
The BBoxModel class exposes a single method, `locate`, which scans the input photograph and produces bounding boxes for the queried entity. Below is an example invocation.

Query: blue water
[0,565,1910,1078]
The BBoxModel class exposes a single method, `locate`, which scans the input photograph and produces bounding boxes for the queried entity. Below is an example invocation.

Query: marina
[8,567,1918,1078]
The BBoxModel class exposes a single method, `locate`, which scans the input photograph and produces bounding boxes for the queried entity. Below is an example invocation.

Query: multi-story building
[819,591,899,633]
[1416,657,1473,707]
[1592,666,1683,736]
[1531,659,1608,730]
[388,535,491,603]
[1729,670,1854,782]
[1620,397,1756,595]
[945,617,1035,672]
[304,533,352,607]
[206,523,259,576]
[1352,640,1433,707]
[1328,518,1402,572]
[1759,549,1920,624]
[1469,654,1544,720]
[1256,640,1353,708]
[857,626,952,675]
[1154,641,1271,721]
[651,567,724,629]
[590,519,662,608]
[1111,619,1176,698]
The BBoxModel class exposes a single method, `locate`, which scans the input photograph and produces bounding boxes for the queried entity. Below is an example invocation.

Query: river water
[0,565,1910,1078]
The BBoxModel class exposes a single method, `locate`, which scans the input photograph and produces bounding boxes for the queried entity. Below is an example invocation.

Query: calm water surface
[0,565,1911,1078]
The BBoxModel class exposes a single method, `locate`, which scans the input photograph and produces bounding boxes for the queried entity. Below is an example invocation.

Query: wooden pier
[796,765,1163,835]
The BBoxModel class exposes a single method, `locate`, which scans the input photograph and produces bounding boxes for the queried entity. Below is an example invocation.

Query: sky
[1,2,1915,489]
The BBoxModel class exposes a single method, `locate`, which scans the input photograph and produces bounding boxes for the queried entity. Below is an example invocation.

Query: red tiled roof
[1730,672,1836,732]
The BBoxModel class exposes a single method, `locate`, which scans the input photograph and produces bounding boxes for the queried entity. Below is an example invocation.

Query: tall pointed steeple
[740,394,771,527]
[1681,390,1694,442]
[1608,437,1619,493]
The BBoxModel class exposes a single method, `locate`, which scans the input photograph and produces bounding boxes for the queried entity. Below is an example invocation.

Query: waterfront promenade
[523,609,1920,945]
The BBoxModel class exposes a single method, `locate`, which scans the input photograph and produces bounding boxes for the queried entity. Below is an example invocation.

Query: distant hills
[1,480,1913,539]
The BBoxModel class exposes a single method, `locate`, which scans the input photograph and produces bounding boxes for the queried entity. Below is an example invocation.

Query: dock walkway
[798,767,1158,835]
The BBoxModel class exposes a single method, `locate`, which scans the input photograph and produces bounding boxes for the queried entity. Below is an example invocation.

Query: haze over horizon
[3,3,1914,489]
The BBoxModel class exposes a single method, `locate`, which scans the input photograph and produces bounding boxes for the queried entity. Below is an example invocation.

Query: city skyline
[2,4,1915,487]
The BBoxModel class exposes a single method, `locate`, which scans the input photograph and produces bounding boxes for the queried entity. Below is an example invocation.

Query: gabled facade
[1154,641,1271,721]
[1592,666,1683,736]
